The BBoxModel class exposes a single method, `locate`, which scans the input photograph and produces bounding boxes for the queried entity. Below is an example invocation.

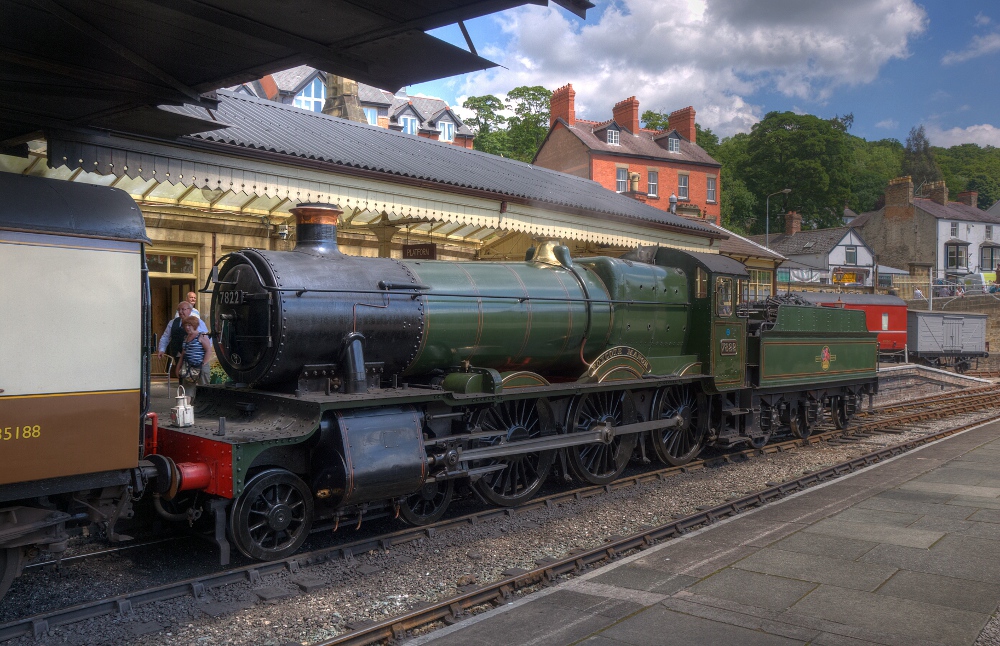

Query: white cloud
[942,32,1000,65]
[457,0,926,136]
[975,12,991,26]
[926,123,1000,147]
[875,119,898,129]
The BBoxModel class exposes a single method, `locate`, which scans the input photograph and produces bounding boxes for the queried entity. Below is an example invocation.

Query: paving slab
[870,488,958,505]
[675,516,804,548]
[733,548,897,591]
[769,530,880,561]
[599,604,806,646]
[899,481,1000,498]
[967,507,1000,523]
[910,467,992,486]
[857,496,976,520]
[829,507,923,527]
[689,567,817,610]
[589,564,696,595]
[945,494,1000,510]
[860,542,1000,584]
[629,538,758,578]
[803,518,945,548]
[874,569,1000,614]
[789,584,988,646]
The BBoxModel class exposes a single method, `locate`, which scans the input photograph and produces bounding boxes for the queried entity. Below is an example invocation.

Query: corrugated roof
[550,120,721,167]
[162,91,721,238]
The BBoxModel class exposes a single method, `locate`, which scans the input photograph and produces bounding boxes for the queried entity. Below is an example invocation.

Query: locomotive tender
[0,176,878,593]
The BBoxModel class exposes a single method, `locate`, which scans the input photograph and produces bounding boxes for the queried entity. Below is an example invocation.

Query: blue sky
[409,0,1000,147]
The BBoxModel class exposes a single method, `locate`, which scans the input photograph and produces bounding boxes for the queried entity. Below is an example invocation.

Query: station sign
[403,243,437,260]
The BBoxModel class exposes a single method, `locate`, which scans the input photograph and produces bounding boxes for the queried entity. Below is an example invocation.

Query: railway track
[3,387,1000,643]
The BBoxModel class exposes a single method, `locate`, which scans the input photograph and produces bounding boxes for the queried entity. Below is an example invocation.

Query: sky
[408,0,1000,147]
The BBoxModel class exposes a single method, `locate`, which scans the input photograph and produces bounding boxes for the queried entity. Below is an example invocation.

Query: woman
[178,315,211,387]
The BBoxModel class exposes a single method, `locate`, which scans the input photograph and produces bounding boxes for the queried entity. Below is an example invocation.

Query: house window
[147,253,197,278]
[607,129,619,145]
[678,174,689,200]
[987,225,993,240]
[293,77,325,112]
[439,121,455,141]
[707,177,716,203]
[951,222,959,238]
[647,171,658,197]
[400,116,418,135]
[363,107,378,125]
[982,247,999,273]
[845,246,857,265]
[744,269,773,301]
[946,244,968,269]
[668,137,680,153]
[616,168,628,193]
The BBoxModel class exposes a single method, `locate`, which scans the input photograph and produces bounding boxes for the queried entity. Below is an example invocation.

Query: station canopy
[0,0,592,147]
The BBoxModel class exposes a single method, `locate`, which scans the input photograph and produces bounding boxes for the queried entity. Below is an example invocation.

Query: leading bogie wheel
[229,468,314,561]
[0,547,22,599]
[565,390,638,485]
[650,386,704,466]
[399,479,454,525]
[472,399,556,507]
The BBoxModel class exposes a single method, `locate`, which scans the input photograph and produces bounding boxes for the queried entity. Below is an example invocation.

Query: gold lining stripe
[0,389,141,400]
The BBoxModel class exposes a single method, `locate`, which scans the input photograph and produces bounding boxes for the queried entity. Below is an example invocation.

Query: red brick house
[533,84,722,224]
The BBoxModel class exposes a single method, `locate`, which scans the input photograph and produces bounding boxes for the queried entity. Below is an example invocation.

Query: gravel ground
[8,397,1000,646]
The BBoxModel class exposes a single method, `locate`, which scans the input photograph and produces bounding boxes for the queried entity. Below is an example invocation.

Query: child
[178,315,211,386]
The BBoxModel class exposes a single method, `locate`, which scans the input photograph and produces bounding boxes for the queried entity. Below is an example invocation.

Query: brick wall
[590,153,721,222]
[533,125,591,178]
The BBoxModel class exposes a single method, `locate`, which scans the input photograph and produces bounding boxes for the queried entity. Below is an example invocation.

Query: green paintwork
[402,251,691,379]
[712,320,745,389]
[757,305,878,389]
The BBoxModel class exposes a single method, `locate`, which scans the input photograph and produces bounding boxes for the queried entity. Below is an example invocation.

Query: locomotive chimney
[290,203,342,255]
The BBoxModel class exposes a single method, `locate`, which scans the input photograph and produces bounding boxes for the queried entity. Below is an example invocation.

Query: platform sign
[403,243,436,260]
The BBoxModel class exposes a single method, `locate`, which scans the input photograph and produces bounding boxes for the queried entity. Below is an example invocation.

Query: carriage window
[716,277,733,316]
[882,312,889,331]
[696,267,708,298]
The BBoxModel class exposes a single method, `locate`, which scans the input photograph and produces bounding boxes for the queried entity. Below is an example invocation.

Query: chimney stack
[926,180,948,206]
[612,96,640,134]
[550,84,576,128]
[885,176,915,221]
[957,191,978,209]
[785,211,802,236]
[668,106,696,142]
[323,75,367,123]
[290,203,343,256]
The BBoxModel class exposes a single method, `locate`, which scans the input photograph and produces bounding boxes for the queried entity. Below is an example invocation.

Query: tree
[640,109,669,131]
[901,125,942,188]
[741,111,854,230]
[695,124,720,159]
[848,137,903,213]
[462,95,506,134]
[720,177,758,234]
[505,86,552,163]
[968,173,1000,210]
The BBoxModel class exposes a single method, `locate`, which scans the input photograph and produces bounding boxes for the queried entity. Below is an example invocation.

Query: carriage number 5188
[2,426,41,440]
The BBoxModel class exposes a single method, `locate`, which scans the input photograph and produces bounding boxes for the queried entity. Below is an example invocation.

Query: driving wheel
[472,399,556,507]
[789,403,812,439]
[229,468,314,561]
[831,396,849,430]
[650,386,704,466]
[399,479,454,525]
[564,390,637,485]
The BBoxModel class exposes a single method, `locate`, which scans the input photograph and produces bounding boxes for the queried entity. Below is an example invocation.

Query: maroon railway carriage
[792,292,908,360]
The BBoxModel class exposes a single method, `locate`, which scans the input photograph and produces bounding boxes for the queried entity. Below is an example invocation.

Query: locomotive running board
[449,416,684,463]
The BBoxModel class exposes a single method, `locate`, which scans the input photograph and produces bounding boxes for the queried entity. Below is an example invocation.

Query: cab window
[696,267,708,298]
[716,277,733,317]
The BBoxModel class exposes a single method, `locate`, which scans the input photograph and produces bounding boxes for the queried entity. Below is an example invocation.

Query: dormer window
[607,129,619,145]
[293,77,325,112]
[951,222,959,238]
[400,115,418,135]
[667,137,680,153]
[439,120,455,141]
[803,242,816,250]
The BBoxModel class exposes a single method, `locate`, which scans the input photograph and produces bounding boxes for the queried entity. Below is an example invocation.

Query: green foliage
[505,86,552,163]
[740,111,854,230]
[462,95,506,134]
[901,125,942,187]
[933,143,1000,209]
[695,124,720,159]
[640,109,669,131]
[720,177,758,234]
[209,359,230,384]
[848,137,903,212]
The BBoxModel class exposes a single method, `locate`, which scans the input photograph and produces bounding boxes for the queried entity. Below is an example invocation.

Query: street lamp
[765,188,792,249]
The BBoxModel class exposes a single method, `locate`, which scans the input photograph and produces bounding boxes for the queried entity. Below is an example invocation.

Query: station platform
[409,420,1000,646]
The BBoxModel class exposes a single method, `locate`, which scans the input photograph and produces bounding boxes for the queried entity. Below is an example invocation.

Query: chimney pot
[668,106,697,143]
[290,203,343,256]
